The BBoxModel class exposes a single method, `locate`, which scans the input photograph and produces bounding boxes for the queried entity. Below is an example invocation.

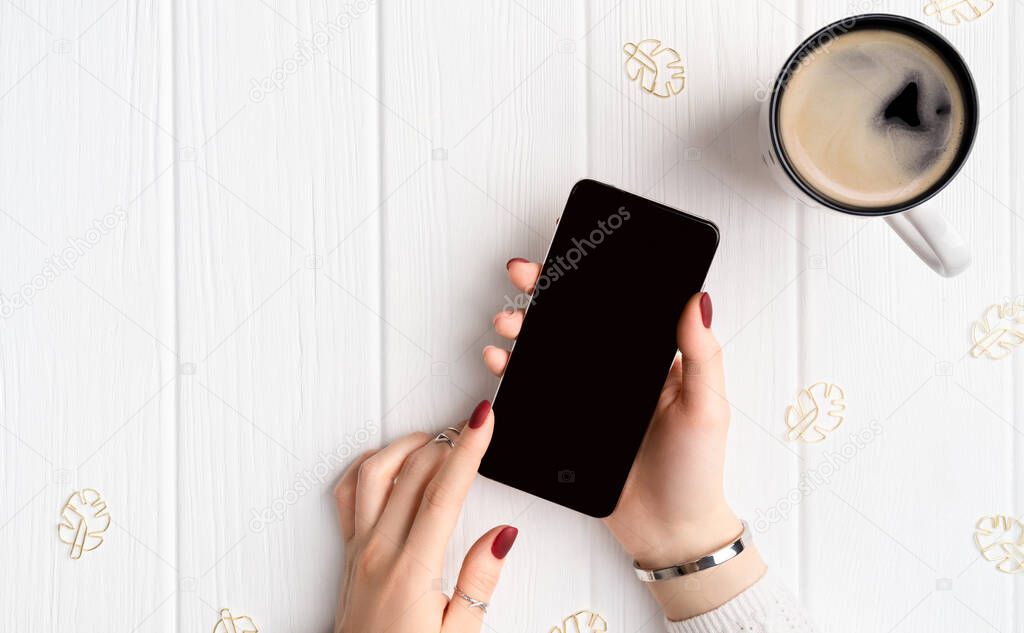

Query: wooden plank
[0,2,176,632]
[582,4,806,631]
[1012,4,1024,629]
[174,2,382,631]
[376,2,590,631]
[797,2,1016,632]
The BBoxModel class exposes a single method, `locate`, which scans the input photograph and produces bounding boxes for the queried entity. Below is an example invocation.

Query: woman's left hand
[332,401,518,633]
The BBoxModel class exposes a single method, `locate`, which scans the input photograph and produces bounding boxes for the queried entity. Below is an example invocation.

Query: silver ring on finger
[432,431,456,449]
[453,586,488,613]
[445,426,462,435]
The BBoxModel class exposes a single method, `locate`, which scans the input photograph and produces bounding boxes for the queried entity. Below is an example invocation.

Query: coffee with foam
[778,29,966,209]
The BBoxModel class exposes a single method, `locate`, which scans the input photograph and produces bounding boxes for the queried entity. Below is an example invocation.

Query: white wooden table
[1,1,1022,632]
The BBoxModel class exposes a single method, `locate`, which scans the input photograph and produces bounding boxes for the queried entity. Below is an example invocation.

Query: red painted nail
[700,292,713,328]
[506,257,529,270]
[469,400,491,429]
[491,526,518,559]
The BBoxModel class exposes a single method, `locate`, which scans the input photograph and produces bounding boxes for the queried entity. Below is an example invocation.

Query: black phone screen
[479,179,719,518]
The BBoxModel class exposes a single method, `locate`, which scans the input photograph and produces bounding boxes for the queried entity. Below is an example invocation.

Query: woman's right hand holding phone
[486,259,766,621]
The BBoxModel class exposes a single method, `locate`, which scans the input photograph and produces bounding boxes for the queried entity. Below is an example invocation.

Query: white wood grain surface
[1,2,1021,632]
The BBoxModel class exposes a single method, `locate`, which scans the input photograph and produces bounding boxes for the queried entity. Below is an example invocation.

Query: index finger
[506,258,542,294]
[405,400,495,568]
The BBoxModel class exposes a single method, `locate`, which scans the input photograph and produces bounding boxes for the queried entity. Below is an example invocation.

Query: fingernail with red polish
[491,526,518,559]
[469,400,491,429]
[506,257,529,270]
[700,292,713,328]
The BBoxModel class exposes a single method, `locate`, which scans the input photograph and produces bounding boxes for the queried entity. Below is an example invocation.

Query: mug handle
[884,206,970,277]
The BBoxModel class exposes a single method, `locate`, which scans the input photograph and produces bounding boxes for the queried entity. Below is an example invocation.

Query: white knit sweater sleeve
[663,573,815,633]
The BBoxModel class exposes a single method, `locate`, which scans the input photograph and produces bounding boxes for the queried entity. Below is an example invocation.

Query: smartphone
[479,179,719,518]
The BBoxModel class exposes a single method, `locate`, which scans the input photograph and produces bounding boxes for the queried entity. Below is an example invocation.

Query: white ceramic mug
[758,14,978,277]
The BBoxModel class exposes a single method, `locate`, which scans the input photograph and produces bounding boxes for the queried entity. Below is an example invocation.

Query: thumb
[443,525,518,633]
[674,292,727,412]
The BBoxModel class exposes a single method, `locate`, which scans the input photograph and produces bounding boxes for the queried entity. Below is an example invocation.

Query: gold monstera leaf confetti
[212,609,259,633]
[973,515,1024,574]
[57,488,110,560]
[785,382,846,443]
[622,39,685,98]
[969,300,1024,360]
[923,0,994,25]
[549,610,607,633]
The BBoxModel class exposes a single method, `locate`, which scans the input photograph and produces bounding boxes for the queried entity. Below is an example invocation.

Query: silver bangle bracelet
[632,520,751,582]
